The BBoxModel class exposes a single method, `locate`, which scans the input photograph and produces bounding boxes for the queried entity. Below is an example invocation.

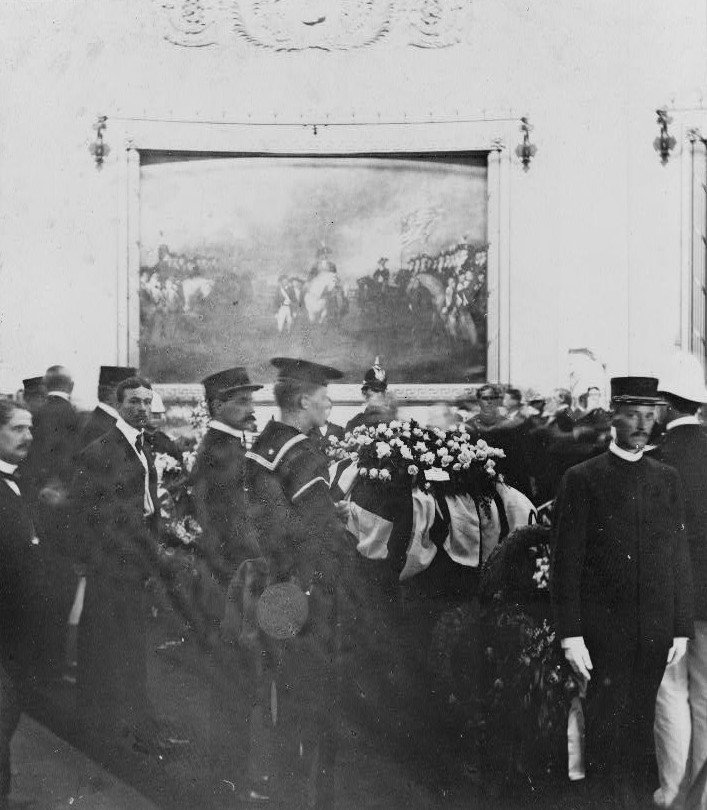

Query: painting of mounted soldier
[138,154,489,384]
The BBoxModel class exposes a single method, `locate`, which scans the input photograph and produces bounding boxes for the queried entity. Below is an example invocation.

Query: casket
[330,459,536,581]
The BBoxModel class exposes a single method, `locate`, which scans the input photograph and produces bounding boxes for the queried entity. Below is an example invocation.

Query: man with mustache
[190,367,269,800]
[0,400,50,809]
[191,367,264,618]
[552,376,694,808]
[71,376,165,755]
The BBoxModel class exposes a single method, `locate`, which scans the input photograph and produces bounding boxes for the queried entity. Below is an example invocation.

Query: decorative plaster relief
[158,0,468,50]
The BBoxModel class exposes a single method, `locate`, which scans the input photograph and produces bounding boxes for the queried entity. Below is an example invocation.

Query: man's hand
[561,636,593,683]
[667,637,689,665]
[334,500,351,524]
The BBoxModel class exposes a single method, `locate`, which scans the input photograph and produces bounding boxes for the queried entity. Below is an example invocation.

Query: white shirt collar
[115,417,142,447]
[47,391,71,402]
[609,441,644,462]
[97,402,120,420]
[666,415,701,431]
[209,420,245,440]
[0,460,18,476]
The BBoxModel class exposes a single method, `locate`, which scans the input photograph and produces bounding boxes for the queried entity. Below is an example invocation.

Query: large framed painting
[114,119,512,400]
[139,153,488,385]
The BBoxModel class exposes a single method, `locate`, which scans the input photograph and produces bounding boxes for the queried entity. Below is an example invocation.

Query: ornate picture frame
[112,117,513,403]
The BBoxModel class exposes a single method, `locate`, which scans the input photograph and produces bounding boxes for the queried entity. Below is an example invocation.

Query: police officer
[246,358,349,809]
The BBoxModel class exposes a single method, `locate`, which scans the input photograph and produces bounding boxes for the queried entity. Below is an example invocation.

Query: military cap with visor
[202,367,263,401]
[610,376,665,405]
[271,357,343,385]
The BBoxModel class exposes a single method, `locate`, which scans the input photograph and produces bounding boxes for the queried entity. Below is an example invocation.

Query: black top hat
[99,366,137,387]
[202,368,263,400]
[271,358,343,386]
[610,376,663,404]
[22,376,44,394]
[363,357,388,392]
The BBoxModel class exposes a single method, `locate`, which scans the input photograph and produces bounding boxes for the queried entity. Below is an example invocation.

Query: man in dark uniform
[71,376,165,754]
[652,354,707,810]
[552,376,694,808]
[0,401,50,809]
[190,367,270,801]
[246,358,349,809]
[345,357,394,432]
[78,365,136,448]
[192,367,263,587]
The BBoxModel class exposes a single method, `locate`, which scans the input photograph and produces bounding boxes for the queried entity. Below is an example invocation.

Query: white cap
[150,391,166,414]
[658,352,707,404]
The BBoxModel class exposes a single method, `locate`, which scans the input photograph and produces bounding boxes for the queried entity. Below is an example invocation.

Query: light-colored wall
[1,0,705,407]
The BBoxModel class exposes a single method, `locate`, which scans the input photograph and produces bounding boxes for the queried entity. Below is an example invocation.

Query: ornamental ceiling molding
[158,0,469,50]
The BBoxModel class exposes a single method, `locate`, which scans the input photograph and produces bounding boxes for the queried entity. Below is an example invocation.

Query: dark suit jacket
[22,395,80,491]
[78,406,117,450]
[190,427,260,583]
[551,451,694,654]
[652,423,707,619]
[71,426,160,582]
[0,477,50,666]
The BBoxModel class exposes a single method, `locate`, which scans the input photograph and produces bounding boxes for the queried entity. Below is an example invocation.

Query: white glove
[667,637,689,665]
[561,636,593,683]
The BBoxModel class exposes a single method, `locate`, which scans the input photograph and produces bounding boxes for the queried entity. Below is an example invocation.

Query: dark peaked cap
[610,376,664,404]
[271,358,343,385]
[99,366,137,387]
[202,367,263,400]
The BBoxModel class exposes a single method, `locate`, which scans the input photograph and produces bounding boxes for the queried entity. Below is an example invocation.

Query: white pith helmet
[658,352,707,404]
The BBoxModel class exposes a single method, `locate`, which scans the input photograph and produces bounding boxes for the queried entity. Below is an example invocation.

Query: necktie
[0,470,19,485]
[135,434,144,455]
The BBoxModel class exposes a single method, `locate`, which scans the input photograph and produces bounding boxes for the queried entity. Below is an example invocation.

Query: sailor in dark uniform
[246,358,350,810]
[78,365,137,449]
[345,357,394,432]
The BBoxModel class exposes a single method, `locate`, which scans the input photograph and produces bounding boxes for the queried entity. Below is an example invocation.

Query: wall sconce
[89,115,110,169]
[515,116,537,172]
[654,108,676,165]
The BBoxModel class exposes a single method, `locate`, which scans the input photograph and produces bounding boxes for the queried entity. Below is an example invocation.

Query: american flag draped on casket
[328,420,536,581]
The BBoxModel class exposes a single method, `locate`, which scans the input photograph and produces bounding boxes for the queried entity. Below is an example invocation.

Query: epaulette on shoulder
[246,423,308,472]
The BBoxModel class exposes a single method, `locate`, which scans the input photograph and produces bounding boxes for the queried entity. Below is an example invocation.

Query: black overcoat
[652,423,707,619]
[551,450,694,654]
[0,478,50,668]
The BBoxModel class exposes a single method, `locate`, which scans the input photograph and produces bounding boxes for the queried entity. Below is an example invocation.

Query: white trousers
[654,620,707,810]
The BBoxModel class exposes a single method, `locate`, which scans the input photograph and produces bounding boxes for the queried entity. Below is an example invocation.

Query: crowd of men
[1,353,707,810]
